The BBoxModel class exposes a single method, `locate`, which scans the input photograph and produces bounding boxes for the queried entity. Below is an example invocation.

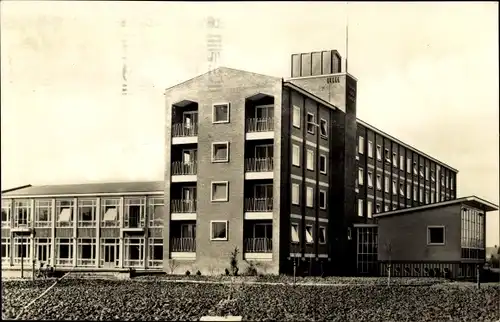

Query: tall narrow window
[367,201,373,218]
[384,176,389,193]
[358,168,364,185]
[358,136,364,154]
[35,200,51,228]
[376,146,382,160]
[358,199,363,217]
[306,187,314,208]
[367,171,373,188]
[78,199,96,228]
[1,200,11,228]
[320,119,328,137]
[148,238,163,267]
[292,183,300,205]
[306,150,314,170]
[305,225,314,243]
[293,106,301,128]
[376,174,382,191]
[367,141,373,158]
[319,155,327,174]
[400,155,404,171]
[56,200,73,228]
[292,144,300,167]
[319,190,327,210]
[291,223,300,243]
[124,198,145,228]
[307,113,315,134]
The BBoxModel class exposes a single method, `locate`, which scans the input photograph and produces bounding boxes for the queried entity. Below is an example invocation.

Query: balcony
[171,237,196,260]
[246,117,274,140]
[171,161,197,182]
[172,123,198,145]
[244,198,273,220]
[245,158,274,180]
[171,200,196,220]
[244,238,272,261]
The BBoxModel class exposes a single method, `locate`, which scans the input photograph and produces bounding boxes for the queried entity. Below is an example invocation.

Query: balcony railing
[35,221,52,228]
[171,200,197,213]
[244,238,272,253]
[172,123,198,137]
[246,117,274,133]
[124,217,145,229]
[13,221,32,229]
[245,158,273,172]
[78,221,96,228]
[172,161,197,175]
[245,198,273,212]
[171,237,196,252]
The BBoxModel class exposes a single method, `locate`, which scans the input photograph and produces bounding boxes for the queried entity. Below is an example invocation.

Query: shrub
[196,270,202,276]
[185,270,191,276]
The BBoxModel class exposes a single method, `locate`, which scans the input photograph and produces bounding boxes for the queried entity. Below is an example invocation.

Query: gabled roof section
[164,66,281,93]
[2,181,164,198]
[374,196,499,218]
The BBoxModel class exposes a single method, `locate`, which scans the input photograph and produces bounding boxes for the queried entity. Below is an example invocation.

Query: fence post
[476,264,480,289]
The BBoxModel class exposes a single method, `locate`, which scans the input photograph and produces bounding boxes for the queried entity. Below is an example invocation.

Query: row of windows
[290,223,327,244]
[357,136,454,190]
[292,144,328,173]
[1,197,164,228]
[0,237,164,268]
[461,207,485,251]
[292,105,329,137]
[291,183,327,209]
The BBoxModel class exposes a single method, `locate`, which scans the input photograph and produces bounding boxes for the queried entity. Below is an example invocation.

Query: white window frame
[291,223,300,243]
[56,199,74,228]
[319,154,327,174]
[318,227,326,244]
[211,181,229,202]
[392,152,397,166]
[124,197,146,228]
[55,238,73,266]
[407,184,411,199]
[446,175,449,188]
[1,200,11,228]
[306,149,314,171]
[1,237,11,264]
[319,190,327,210]
[78,199,96,228]
[210,220,229,241]
[400,155,404,171]
[124,237,145,268]
[425,166,429,180]
[14,200,31,228]
[292,144,300,167]
[306,187,314,208]
[211,141,230,163]
[431,169,436,182]
[358,136,364,154]
[376,174,382,191]
[413,161,418,175]
[392,180,397,195]
[431,192,435,203]
[384,148,390,162]
[413,185,418,201]
[367,141,373,158]
[292,183,300,205]
[306,113,315,134]
[212,102,230,124]
[427,225,446,245]
[77,238,97,267]
[367,171,373,188]
[100,238,120,267]
[293,105,301,128]
[376,145,382,160]
[320,119,328,137]
[358,168,364,186]
[13,236,31,265]
[384,176,389,193]
[400,182,405,196]
[451,177,454,190]
[419,188,424,203]
[35,200,52,228]
[148,238,163,268]
[420,165,424,178]
[407,158,411,173]
[305,225,314,244]
[101,198,120,228]
[367,200,373,218]
[35,238,51,265]
[148,197,164,228]
[425,191,430,203]
[358,199,363,217]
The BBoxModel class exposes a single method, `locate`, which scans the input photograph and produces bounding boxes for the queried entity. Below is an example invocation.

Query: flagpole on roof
[345,1,349,74]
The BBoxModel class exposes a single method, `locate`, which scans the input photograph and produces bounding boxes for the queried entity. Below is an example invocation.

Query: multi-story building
[1,49,496,277]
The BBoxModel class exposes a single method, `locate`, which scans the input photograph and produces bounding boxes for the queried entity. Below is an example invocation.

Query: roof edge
[283,82,338,111]
[1,184,32,194]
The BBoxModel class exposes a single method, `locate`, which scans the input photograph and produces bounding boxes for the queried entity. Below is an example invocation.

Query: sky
[1,1,498,246]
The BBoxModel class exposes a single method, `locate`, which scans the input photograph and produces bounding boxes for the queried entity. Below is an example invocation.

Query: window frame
[292,105,301,128]
[320,119,328,137]
[211,141,230,163]
[306,186,314,208]
[384,148,390,162]
[210,220,229,241]
[319,190,327,210]
[1,199,11,228]
[292,183,300,205]
[427,226,446,246]
[367,200,372,218]
[306,113,315,134]
[55,237,73,266]
[376,145,382,161]
[101,198,120,228]
[212,102,230,124]
[148,197,164,228]
[358,199,363,217]
[211,181,229,202]
[78,199,97,228]
[319,154,327,174]
[123,237,145,268]
[384,176,389,193]
[400,155,404,171]
[376,174,382,191]
[392,152,397,166]
[291,223,300,243]
[367,171,373,188]
[358,136,364,154]
[55,199,74,228]
[148,238,163,267]
[292,144,300,167]
[34,199,52,228]
[305,225,314,244]
[306,149,314,171]
[367,141,373,158]
[124,197,146,228]
[358,167,364,186]
[76,237,97,267]
[318,227,326,244]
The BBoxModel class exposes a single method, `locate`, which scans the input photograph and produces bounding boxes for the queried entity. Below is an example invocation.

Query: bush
[196,270,202,276]
[185,270,191,276]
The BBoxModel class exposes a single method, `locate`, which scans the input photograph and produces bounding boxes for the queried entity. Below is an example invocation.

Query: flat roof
[1,181,164,198]
[373,196,499,218]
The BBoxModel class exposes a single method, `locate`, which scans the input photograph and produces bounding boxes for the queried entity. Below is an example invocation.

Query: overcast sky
[1,1,498,246]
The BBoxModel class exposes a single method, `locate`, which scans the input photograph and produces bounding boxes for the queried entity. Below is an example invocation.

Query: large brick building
[1,50,497,277]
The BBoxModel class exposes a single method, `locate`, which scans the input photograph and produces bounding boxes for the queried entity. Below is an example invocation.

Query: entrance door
[37,244,50,263]
[103,244,119,267]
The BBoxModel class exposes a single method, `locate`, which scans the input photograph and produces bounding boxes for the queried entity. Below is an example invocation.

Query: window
[425,191,430,203]
[355,178,358,192]
[431,169,435,182]
[358,168,364,185]
[392,152,397,166]
[392,180,397,195]
[56,238,73,266]
[77,238,96,266]
[320,119,328,137]
[375,203,381,213]
[124,198,145,228]
[420,165,424,178]
[400,155,404,171]
[358,136,364,154]
[451,177,454,190]
[305,225,314,243]
[292,144,300,167]
[35,200,51,228]
[14,237,31,265]
[431,192,435,203]
[307,113,315,134]
[419,188,423,202]
[100,238,120,267]
[212,142,229,162]
[319,227,326,244]
[400,182,404,196]
[384,204,389,212]
[293,106,301,128]
[407,184,411,199]
[306,187,314,208]
[319,155,327,174]
[148,197,164,228]
[211,220,228,241]
[367,141,373,158]
[441,175,445,186]
[384,149,390,162]
[292,183,300,205]
[213,103,230,123]
[376,145,382,160]
[413,161,418,175]
[358,199,363,217]
[407,158,411,173]
[306,150,314,170]
[425,166,429,180]
[319,190,327,209]
[78,199,96,228]
[2,238,10,263]
[1,200,11,228]
[376,174,382,191]
[357,227,378,274]
[445,175,449,188]
[367,171,373,188]
[291,223,300,243]
[14,200,31,228]
[101,198,120,227]
[384,176,389,193]
[211,181,229,202]
[413,185,418,201]
[35,238,51,264]
[367,201,372,218]
[148,238,163,268]
[428,226,445,245]
[56,199,74,228]
[124,237,145,267]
